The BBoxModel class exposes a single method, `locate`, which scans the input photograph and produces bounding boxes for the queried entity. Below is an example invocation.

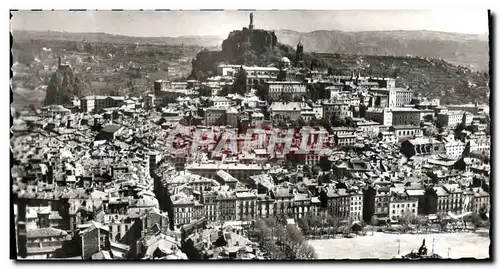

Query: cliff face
[43,66,84,106]
[221,29,278,58]
[189,28,289,80]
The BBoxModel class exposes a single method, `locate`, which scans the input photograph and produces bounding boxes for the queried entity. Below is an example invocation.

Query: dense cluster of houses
[12,49,491,260]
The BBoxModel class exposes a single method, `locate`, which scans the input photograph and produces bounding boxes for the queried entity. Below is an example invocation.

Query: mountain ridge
[273,29,489,70]
[12,30,226,47]
[13,29,489,70]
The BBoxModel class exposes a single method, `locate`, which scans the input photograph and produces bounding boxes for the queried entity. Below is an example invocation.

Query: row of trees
[248,217,317,260]
[330,114,355,128]
[389,211,488,235]
[296,210,489,240]
[297,213,342,239]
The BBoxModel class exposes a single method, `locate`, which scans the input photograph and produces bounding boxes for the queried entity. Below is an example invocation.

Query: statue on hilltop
[249,13,254,30]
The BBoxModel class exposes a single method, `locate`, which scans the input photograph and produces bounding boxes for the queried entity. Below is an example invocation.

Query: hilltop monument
[249,13,254,30]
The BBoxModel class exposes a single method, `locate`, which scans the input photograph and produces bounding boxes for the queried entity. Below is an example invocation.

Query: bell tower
[295,40,304,68]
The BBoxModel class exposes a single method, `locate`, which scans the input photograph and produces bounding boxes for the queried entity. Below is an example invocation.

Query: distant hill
[189,28,489,105]
[314,53,489,105]
[12,30,225,47]
[12,29,490,106]
[274,29,489,71]
[13,29,489,71]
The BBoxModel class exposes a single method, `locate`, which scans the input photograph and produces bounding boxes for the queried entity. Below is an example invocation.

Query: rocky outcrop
[221,29,278,58]
[43,65,84,106]
[189,28,291,80]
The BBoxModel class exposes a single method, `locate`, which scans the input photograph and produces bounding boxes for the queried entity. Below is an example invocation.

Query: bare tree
[296,242,318,260]
[370,215,377,235]
[398,212,411,233]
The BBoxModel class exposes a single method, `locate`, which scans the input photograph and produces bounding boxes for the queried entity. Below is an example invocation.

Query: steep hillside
[43,66,85,105]
[316,53,489,105]
[275,30,489,71]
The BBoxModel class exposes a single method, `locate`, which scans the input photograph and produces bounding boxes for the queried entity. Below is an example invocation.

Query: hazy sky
[11,10,489,37]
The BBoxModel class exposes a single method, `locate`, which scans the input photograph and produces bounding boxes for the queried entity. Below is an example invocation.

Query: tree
[346,218,354,235]
[319,117,332,131]
[359,104,368,118]
[282,93,293,102]
[302,165,311,175]
[413,215,425,234]
[398,212,412,233]
[214,233,227,247]
[423,187,438,215]
[296,117,306,129]
[439,216,449,232]
[424,125,439,137]
[306,83,319,101]
[422,217,430,234]
[297,218,310,237]
[233,66,247,95]
[309,214,320,239]
[345,116,355,128]
[276,225,287,246]
[479,204,489,219]
[326,215,339,238]
[370,215,377,235]
[293,95,303,102]
[454,123,465,137]
[296,242,317,260]
[218,85,230,97]
[318,156,332,172]
[330,114,346,127]
[255,82,268,100]
[351,222,363,235]
[424,114,434,122]
[362,187,376,223]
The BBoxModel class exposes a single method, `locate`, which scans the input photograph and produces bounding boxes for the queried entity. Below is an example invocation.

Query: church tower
[295,40,304,68]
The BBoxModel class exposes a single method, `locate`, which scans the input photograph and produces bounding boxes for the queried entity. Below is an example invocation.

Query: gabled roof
[78,220,110,235]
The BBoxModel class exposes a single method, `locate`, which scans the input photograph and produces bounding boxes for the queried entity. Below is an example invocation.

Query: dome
[280,57,291,63]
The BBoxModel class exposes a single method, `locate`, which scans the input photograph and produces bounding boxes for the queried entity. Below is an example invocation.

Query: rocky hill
[189,28,489,105]
[274,29,489,71]
[189,28,295,79]
[43,65,85,106]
